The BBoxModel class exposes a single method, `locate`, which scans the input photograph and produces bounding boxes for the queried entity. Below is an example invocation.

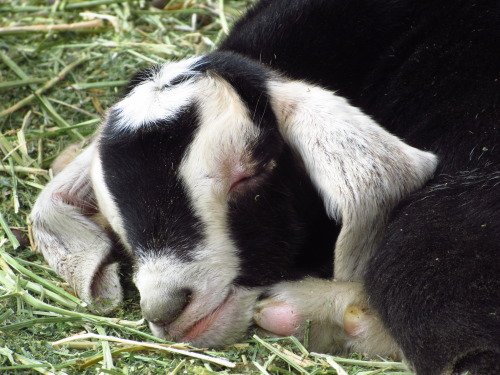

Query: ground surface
[0,1,413,373]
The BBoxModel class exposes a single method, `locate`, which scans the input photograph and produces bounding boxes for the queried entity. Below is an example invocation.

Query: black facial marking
[99,105,203,260]
[229,146,338,287]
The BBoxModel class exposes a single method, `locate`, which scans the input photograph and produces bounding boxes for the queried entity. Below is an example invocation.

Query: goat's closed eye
[229,173,260,194]
[228,160,276,195]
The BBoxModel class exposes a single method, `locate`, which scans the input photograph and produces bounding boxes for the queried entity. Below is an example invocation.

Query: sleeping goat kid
[30,0,499,374]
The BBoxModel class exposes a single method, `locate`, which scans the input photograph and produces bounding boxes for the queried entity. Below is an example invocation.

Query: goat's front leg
[30,141,122,314]
[254,278,400,357]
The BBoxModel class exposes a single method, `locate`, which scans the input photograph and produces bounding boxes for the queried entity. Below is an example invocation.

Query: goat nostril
[141,288,192,325]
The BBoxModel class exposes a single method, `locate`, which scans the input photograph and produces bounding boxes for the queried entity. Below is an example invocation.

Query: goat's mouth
[147,286,263,347]
[148,289,236,344]
[180,290,235,342]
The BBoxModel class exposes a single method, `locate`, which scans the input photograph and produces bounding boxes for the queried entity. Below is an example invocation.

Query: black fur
[219,0,499,373]
[99,107,204,260]
[229,145,338,287]
[366,170,499,375]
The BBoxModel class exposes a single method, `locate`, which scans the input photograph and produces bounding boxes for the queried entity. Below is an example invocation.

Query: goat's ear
[30,142,122,314]
[268,80,438,281]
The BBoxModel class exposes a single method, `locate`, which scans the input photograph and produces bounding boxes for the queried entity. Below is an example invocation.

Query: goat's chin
[148,287,262,347]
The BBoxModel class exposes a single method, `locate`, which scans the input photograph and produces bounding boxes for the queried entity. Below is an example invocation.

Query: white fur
[179,73,261,260]
[112,57,202,131]
[135,253,262,346]
[90,150,130,253]
[268,79,438,280]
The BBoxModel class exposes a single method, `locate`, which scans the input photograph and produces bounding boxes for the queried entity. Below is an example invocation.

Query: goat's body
[222,0,498,171]
[222,0,499,373]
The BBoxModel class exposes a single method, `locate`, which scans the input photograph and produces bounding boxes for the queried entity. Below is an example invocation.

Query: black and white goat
[30,0,499,374]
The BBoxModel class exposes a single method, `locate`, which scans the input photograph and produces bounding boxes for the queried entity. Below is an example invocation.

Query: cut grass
[0,0,414,373]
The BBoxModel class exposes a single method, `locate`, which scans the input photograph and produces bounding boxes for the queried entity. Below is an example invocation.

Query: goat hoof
[254,298,301,336]
[343,304,368,338]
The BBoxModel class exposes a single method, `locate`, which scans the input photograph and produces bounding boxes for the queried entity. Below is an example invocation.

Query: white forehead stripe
[177,75,257,273]
[113,57,203,130]
[181,75,260,201]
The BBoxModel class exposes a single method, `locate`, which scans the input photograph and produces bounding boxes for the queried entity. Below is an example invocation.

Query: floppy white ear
[30,142,122,314]
[268,80,438,281]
